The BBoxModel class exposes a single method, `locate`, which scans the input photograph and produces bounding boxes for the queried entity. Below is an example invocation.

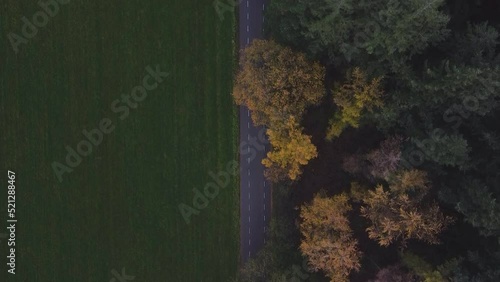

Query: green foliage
[478,130,500,151]
[326,112,349,140]
[374,62,500,134]
[401,253,472,282]
[440,178,500,237]
[436,257,464,279]
[412,63,500,116]
[401,252,446,282]
[267,0,450,71]
[327,68,384,140]
[411,132,470,168]
[449,22,500,67]
[446,251,500,282]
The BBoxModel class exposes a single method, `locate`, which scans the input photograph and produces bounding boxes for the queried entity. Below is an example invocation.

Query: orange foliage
[361,170,453,247]
[300,193,362,282]
[233,39,325,127]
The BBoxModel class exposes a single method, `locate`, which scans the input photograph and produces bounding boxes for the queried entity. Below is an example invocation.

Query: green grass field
[0,0,238,281]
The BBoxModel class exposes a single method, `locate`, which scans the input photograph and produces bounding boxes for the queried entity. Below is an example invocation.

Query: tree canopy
[300,193,362,282]
[233,39,325,127]
[238,2,500,281]
[267,0,450,71]
[326,67,384,140]
[233,39,325,181]
[361,170,453,247]
[262,116,318,181]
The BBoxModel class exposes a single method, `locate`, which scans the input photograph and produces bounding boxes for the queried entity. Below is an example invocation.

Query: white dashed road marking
[241,0,273,263]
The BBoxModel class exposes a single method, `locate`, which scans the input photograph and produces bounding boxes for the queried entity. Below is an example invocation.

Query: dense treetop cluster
[234,0,500,281]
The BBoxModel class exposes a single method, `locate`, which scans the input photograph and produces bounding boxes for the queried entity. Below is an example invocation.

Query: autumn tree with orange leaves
[233,39,325,127]
[361,170,453,247]
[233,39,325,181]
[300,193,362,282]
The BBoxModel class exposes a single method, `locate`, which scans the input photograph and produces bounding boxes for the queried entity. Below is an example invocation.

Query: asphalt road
[239,0,271,265]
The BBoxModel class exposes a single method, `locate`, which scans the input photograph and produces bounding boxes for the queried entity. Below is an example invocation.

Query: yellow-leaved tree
[262,116,317,181]
[300,193,362,282]
[233,39,325,127]
[233,39,325,181]
[326,68,384,140]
